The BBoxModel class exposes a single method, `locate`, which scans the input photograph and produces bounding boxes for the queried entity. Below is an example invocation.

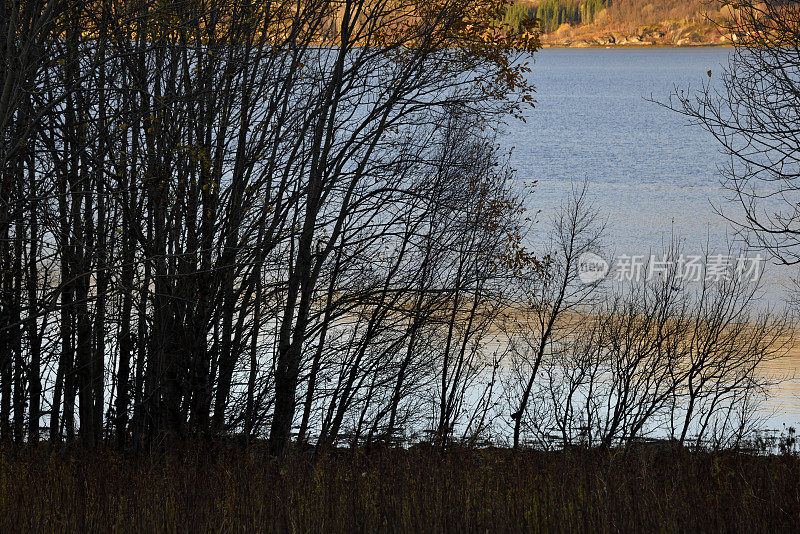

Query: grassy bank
[1,444,798,532]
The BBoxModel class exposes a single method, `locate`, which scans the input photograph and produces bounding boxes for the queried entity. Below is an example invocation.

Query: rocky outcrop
[540,20,733,48]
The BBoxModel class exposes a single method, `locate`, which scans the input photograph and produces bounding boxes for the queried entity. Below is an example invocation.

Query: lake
[504,47,800,433]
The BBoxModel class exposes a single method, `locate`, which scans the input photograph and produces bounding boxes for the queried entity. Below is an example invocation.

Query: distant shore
[538,19,736,49]
[540,41,733,48]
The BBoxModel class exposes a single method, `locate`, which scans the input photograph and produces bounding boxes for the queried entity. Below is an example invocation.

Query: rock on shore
[540,20,736,48]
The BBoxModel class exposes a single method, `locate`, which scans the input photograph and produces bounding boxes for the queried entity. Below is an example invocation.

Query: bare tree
[507,232,792,449]
[0,0,540,452]
[666,1,800,266]
[504,183,604,448]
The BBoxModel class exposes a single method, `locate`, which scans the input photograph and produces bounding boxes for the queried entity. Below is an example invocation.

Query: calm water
[505,47,800,431]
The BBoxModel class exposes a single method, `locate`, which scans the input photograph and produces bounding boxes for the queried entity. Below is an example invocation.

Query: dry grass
[1,443,798,532]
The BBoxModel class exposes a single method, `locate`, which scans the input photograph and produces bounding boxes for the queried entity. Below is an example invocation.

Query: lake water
[504,47,800,432]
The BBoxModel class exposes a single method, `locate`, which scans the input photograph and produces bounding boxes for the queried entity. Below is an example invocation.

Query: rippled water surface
[504,48,799,430]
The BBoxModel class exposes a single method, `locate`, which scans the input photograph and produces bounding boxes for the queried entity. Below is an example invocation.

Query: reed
[1,443,797,532]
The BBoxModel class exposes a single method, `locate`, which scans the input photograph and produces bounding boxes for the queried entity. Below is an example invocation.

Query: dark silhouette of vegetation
[0,0,539,456]
[0,0,789,457]
[1,0,798,530]
[503,186,792,450]
[668,1,800,268]
[1,443,799,532]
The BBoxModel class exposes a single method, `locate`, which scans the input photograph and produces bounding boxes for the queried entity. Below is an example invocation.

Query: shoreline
[539,42,734,49]
[535,18,738,49]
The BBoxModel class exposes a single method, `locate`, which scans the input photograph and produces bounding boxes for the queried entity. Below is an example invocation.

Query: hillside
[505,0,737,46]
